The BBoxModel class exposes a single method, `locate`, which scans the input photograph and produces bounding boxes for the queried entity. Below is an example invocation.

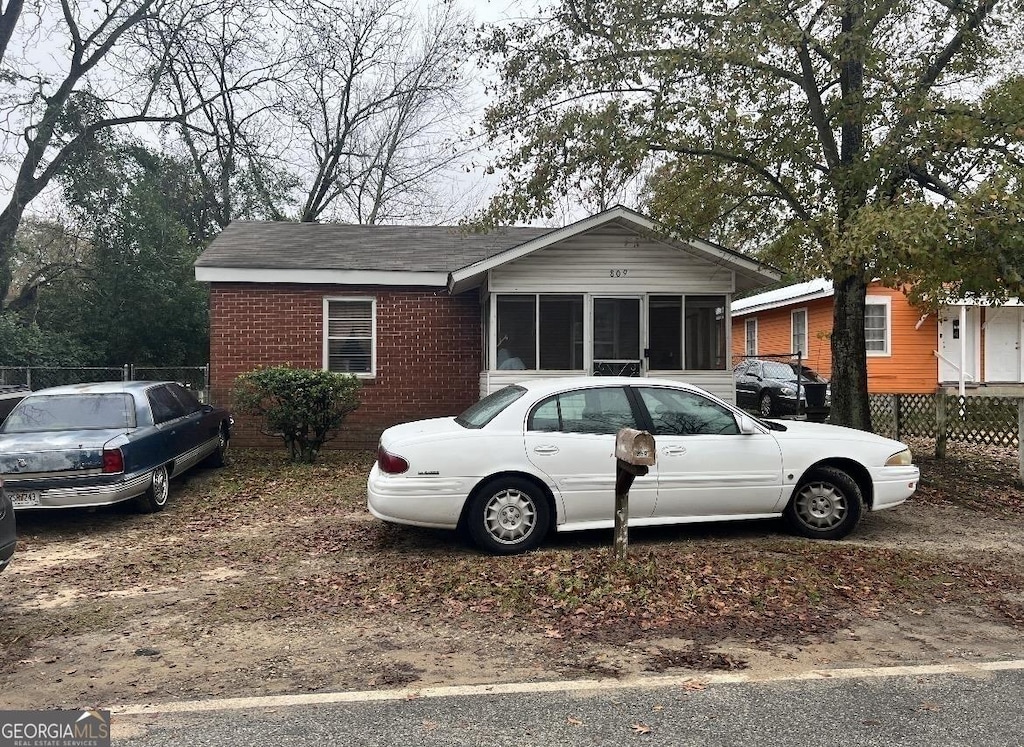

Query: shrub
[232,366,361,463]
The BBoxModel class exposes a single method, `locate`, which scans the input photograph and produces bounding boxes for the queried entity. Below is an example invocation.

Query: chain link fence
[0,365,210,402]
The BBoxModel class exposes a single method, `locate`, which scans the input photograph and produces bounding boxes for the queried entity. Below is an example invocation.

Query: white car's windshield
[455,386,525,429]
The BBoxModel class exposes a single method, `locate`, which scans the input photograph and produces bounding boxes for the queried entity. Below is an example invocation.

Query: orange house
[730,279,940,394]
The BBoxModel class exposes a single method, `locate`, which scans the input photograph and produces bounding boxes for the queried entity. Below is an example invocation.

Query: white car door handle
[662,446,687,456]
[533,445,559,455]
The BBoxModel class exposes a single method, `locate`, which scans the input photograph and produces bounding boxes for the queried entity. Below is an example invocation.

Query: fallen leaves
[6,442,1024,705]
[645,646,748,673]
[631,722,652,734]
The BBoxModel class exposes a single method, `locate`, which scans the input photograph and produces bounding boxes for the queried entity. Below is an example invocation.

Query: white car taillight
[376,445,409,474]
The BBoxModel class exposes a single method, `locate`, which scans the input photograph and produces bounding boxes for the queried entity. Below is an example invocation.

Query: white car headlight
[780,385,796,396]
[885,448,913,466]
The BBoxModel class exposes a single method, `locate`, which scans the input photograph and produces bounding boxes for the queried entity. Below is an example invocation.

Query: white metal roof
[731,278,834,316]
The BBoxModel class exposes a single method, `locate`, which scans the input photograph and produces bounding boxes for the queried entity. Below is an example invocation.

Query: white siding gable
[488,226,736,294]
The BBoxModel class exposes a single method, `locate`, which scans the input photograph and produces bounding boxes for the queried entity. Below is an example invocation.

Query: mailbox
[613,428,655,560]
[615,428,656,467]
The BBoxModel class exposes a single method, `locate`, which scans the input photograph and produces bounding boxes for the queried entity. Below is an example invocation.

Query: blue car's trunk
[0,429,127,476]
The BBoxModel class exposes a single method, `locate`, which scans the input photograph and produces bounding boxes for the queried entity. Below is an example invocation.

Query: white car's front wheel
[467,478,550,555]
[785,466,863,540]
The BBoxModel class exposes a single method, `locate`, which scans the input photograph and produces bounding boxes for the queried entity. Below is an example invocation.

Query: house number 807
[609,269,629,278]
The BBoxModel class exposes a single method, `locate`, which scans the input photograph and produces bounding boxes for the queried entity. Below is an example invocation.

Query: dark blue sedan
[0,478,14,571]
[0,381,231,513]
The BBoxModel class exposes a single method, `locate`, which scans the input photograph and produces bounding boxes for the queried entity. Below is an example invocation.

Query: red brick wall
[209,284,482,449]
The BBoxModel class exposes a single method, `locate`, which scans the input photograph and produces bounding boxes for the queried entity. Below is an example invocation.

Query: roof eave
[195,267,449,287]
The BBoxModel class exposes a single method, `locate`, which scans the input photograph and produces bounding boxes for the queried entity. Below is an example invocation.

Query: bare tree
[152,0,475,228]
[0,0,478,312]
[284,0,472,224]
[0,0,240,308]
[155,0,300,233]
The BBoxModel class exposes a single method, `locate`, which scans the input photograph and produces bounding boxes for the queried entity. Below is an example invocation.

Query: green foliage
[477,0,1024,428]
[0,313,91,367]
[232,366,362,464]
[34,138,211,366]
[479,1,1024,287]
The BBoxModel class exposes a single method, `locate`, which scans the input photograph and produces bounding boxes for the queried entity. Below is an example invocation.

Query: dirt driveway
[1,441,1023,711]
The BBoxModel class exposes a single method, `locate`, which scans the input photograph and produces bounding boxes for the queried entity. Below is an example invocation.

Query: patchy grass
[225,541,1024,645]
[4,442,1024,698]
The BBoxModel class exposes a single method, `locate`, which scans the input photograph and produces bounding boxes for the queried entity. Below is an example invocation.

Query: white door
[938,307,978,383]
[633,386,784,517]
[984,308,1024,382]
[524,386,657,526]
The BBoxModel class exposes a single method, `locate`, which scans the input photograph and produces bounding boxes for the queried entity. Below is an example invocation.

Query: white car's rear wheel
[785,466,862,540]
[467,478,550,555]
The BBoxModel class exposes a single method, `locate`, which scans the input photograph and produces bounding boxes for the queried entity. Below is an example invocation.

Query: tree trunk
[0,202,28,307]
[830,267,872,429]
[829,0,872,431]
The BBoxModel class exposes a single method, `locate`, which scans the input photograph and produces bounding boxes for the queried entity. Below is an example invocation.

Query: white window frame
[323,296,376,378]
[865,295,892,357]
[791,308,808,357]
[744,318,758,357]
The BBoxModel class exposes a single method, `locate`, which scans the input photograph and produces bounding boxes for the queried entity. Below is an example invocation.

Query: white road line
[111,659,1024,717]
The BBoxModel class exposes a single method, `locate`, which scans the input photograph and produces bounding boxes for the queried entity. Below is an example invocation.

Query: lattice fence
[946,395,1018,447]
[869,393,1020,448]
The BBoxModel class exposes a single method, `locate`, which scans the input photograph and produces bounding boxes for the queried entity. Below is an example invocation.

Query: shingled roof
[194,221,552,273]
[195,207,781,292]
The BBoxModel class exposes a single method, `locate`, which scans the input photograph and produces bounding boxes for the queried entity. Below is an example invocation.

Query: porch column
[959,305,967,397]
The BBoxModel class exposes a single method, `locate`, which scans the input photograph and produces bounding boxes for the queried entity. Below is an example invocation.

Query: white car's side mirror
[737,414,759,435]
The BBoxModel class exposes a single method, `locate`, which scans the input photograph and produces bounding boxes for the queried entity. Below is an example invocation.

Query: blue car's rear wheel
[203,424,229,468]
[134,464,169,513]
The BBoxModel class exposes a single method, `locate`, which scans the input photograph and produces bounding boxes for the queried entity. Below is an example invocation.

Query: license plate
[10,491,40,508]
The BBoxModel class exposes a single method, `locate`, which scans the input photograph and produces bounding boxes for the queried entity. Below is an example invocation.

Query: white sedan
[367,378,919,554]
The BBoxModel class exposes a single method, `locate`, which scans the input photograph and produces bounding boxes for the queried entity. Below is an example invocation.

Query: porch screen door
[593,298,642,376]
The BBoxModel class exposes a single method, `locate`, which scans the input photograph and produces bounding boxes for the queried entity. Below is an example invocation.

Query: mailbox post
[613,427,656,560]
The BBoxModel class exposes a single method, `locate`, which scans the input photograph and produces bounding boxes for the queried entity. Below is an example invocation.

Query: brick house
[195,206,780,447]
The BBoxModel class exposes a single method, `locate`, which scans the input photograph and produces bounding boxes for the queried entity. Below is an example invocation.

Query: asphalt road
[113,663,1024,746]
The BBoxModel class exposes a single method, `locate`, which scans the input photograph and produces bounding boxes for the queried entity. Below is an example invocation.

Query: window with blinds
[325,298,374,375]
